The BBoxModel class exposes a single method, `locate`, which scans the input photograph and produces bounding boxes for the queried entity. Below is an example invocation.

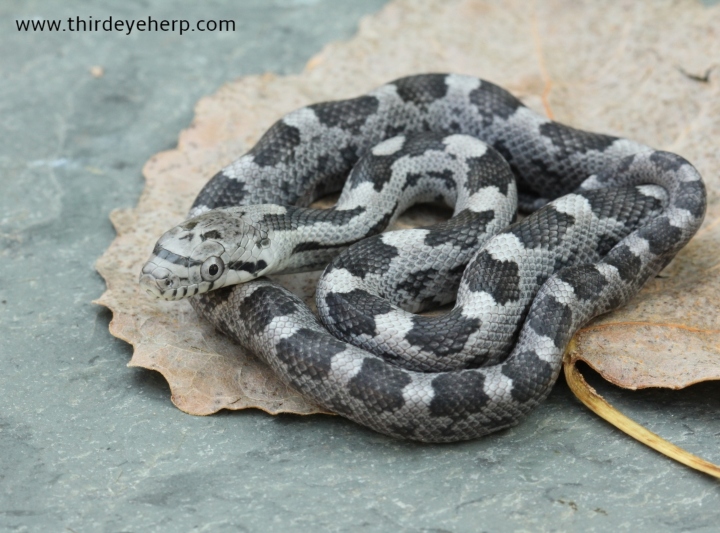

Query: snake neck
[266,203,404,275]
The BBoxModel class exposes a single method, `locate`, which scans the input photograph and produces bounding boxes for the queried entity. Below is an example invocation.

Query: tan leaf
[96,0,719,419]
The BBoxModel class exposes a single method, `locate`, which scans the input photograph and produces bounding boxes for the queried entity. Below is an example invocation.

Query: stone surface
[1,1,719,532]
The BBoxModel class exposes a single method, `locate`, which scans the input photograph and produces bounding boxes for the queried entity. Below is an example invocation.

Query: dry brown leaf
[95,0,720,417]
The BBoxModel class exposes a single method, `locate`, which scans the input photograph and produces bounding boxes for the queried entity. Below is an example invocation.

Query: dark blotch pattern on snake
[139,74,706,442]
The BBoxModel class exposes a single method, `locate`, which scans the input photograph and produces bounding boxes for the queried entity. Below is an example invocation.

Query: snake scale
[140,74,706,442]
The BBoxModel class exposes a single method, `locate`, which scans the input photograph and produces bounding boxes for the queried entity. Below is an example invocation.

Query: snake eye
[201,256,224,281]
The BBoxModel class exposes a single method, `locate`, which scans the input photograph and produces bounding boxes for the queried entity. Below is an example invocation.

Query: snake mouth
[138,260,188,300]
[138,271,174,299]
[139,267,207,300]
[139,274,162,298]
[139,275,199,300]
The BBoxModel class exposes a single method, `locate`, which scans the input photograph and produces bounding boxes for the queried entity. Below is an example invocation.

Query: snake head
[139,207,276,300]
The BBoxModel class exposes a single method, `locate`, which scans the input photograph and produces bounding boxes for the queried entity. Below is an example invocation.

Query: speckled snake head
[139,207,275,300]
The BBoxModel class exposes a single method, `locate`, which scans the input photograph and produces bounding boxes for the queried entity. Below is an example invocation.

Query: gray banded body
[139,74,705,442]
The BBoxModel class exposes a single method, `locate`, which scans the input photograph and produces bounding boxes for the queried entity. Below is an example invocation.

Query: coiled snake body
[140,74,706,442]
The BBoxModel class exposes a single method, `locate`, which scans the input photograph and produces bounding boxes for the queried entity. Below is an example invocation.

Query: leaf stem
[564,347,720,480]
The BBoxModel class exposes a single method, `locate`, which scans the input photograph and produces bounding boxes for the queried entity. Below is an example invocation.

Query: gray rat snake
[140,74,706,442]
